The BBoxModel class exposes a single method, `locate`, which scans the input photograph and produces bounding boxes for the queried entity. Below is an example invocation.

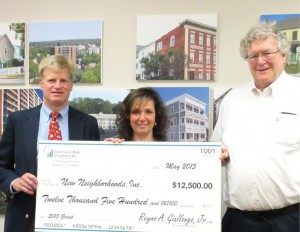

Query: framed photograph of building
[136,14,217,81]
[28,20,102,84]
[155,87,210,141]
[0,88,42,136]
[69,87,210,141]
[0,23,25,84]
[260,14,300,77]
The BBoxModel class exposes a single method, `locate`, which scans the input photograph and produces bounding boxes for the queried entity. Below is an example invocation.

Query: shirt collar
[41,104,69,124]
[269,71,288,97]
[251,71,287,97]
[251,83,272,97]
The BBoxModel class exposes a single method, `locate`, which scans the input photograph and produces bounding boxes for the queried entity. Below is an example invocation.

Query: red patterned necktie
[48,112,62,140]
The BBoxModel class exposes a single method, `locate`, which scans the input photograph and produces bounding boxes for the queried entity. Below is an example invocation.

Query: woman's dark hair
[116,87,169,141]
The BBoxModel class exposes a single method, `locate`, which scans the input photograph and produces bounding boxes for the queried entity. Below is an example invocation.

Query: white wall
[1,0,298,130]
[0,0,299,230]
[1,0,298,90]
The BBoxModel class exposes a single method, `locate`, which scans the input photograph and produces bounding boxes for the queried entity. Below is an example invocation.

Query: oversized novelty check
[35,141,221,232]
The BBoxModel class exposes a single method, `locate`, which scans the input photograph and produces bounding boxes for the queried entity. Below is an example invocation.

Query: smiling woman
[114,87,169,142]
[129,97,156,141]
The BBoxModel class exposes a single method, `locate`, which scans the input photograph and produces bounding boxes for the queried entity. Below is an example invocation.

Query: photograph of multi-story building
[165,93,209,142]
[136,14,217,81]
[88,112,118,139]
[0,89,42,137]
[155,87,210,142]
[28,20,102,84]
[50,45,77,66]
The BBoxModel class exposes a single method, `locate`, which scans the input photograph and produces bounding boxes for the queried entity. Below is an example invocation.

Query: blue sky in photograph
[29,21,102,42]
[137,14,217,46]
[155,87,209,108]
[0,23,22,45]
[260,14,300,23]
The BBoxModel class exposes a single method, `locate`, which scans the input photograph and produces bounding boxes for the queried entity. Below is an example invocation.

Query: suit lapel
[23,105,41,174]
[68,106,84,140]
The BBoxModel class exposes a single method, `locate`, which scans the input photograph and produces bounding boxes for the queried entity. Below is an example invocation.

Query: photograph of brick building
[136,14,217,81]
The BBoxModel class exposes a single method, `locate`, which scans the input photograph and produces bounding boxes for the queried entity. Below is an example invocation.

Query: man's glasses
[246,50,279,62]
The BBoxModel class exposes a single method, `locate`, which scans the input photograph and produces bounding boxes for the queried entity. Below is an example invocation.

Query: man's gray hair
[240,21,290,59]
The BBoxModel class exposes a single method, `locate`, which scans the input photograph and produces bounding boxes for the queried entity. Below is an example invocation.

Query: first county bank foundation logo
[43,145,80,168]
[44,145,54,158]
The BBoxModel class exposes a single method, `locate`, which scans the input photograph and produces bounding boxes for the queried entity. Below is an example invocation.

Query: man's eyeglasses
[246,50,280,62]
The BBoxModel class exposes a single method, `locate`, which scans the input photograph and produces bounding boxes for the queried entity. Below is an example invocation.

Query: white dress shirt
[211,71,300,211]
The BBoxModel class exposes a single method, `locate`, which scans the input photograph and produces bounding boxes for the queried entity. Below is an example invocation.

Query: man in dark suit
[0,55,100,232]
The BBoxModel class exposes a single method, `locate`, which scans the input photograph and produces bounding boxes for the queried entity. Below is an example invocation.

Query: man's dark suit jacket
[0,104,100,232]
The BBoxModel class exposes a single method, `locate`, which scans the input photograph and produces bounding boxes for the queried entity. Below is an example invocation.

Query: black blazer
[0,104,100,232]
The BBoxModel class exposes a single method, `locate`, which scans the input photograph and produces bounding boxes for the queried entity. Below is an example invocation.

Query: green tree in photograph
[169,47,187,80]
[9,23,25,58]
[29,60,39,83]
[80,65,100,83]
[70,97,118,114]
[140,53,165,79]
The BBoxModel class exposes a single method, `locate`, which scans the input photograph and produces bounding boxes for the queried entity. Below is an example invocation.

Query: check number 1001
[199,148,216,154]
[172,182,213,190]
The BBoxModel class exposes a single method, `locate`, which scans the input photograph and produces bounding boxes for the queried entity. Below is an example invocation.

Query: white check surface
[35,141,221,232]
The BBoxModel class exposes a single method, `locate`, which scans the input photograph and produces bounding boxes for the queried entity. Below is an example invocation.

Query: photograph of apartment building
[0,89,42,138]
[156,87,209,142]
[28,21,102,84]
[165,94,209,142]
[136,14,217,81]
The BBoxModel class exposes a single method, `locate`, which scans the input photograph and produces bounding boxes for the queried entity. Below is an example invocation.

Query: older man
[211,22,300,232]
